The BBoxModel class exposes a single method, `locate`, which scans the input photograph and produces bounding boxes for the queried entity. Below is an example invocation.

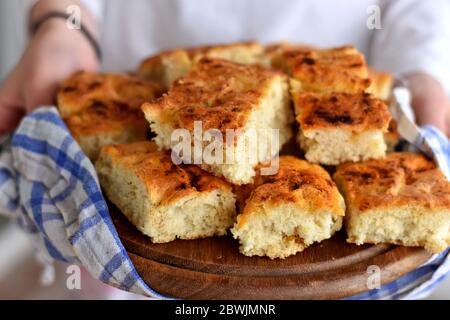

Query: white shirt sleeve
[78,0,104,24]
[370,0,450,93]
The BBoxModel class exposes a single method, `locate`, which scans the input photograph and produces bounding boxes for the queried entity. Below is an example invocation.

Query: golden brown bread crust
[266,42,315,69]
[384,118,401,151]
[58,71,163,159]
[333,152,450,212]
[137,42,264,88]
[64,99,147,138]
[186,41,263,61]
[294,91,391,132]
[367,67,393,100]
[237,156,345,227]
[57,71,163,118]
[98,141,233,205]
[264,42,315,55]
[139,41,263,67]
[142,57,286,134]
[57,71,107,117]
[282,46,370,93]
[137,49,192,89]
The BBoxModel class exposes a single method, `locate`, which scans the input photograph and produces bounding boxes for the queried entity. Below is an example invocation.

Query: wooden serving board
[110,206,432,299]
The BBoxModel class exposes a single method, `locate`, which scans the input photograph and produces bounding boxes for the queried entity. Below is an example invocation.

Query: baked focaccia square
[231,156,345,259]
[333,152,450,253]
[259,42,315,68]
[137,49,192,91]
[137,42,264,89]
[58,71,163,160]
[96,141,236,243]
[280,46,370,94]
[293,91,391,165]
[57,71,163,117]
[365,67,398,151]
[65,99,149,161]
[142,58,293,185]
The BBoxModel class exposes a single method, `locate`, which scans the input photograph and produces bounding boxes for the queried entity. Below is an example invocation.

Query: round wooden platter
[110,206,432,300]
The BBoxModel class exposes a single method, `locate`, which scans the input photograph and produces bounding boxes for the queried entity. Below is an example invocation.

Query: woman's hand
[404,72,450,137]
[0,0,99,135]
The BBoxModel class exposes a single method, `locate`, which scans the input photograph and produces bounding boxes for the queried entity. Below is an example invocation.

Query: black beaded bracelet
[30,11,102,61]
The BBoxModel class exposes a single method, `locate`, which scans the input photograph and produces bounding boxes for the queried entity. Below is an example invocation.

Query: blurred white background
[0,0,449,300]
[0,0,28,80]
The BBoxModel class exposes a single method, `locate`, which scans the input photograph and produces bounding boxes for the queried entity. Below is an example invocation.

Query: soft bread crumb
[231,156,345,259]
[58,71,163,161]
[142,58,293,185]
[232,203,343,259]
[293,91,390,165]
[298,128,387,165]
[346,205,450,253]
[334,152,450,253]
[95,141,236,243]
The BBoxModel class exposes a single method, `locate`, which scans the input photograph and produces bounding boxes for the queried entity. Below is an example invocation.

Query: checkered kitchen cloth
[0,106,449,300]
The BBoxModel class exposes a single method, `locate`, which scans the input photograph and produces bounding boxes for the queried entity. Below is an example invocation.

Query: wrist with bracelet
[29,11,102,61]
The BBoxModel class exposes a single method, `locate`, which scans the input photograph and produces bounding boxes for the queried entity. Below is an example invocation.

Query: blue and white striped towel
[0,106,449,300]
